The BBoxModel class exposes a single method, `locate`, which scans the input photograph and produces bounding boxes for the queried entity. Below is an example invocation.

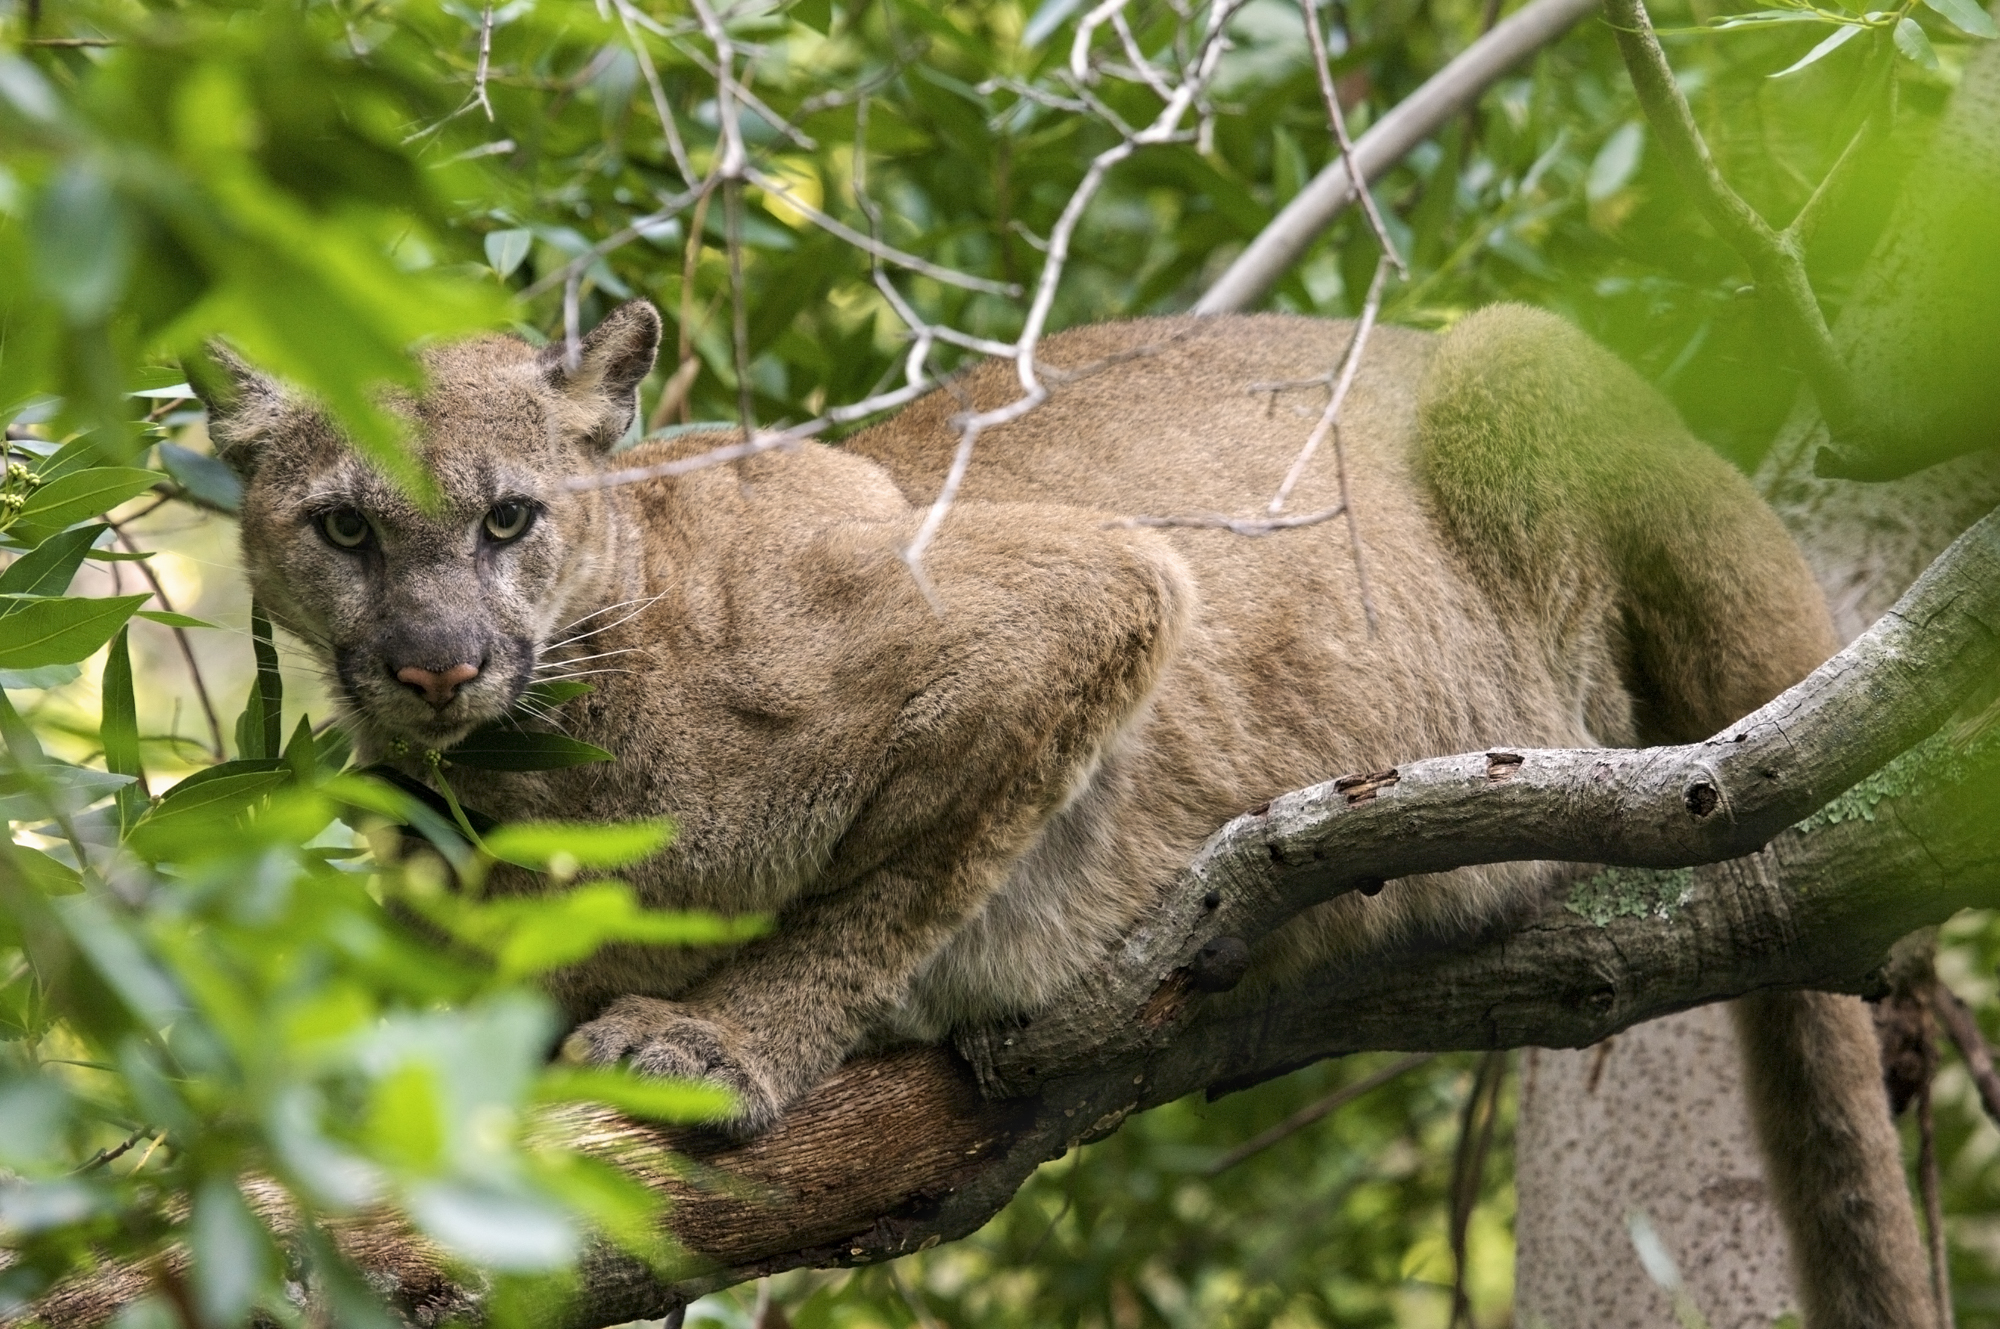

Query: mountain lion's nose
[396,662,481,708]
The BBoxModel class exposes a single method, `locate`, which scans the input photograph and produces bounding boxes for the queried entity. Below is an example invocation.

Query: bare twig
[1197,0,1598,313]
[611,0,697,184]
[742,166,1021,297]
[1601,0,1860,439]
[1933,983,2000,1128]
[472,5,496,122]
[1270,254,1389,514]
[1111,503,1348,537]
[1205,1053,1432,1174]
[724,179,757,446]
[111,528,225,761]
[1918,1076,1955,1329]
[1297,0,1406,276]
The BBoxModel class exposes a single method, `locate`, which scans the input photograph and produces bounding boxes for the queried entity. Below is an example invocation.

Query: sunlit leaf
[1768,23,1865,77]
[480,820,674,871]
[536,1065,735,1123]
[1920,0,1999,37]
[0,594,150,669]
[1895,17,1942,70]
[9,469,161,544]
[137,610,222,630]
[484,229,534,279]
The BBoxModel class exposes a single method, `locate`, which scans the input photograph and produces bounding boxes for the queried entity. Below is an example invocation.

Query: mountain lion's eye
[321,508,372,549]
[483,501,535,543]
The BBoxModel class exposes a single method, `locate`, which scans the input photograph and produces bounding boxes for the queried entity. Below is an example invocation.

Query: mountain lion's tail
[1418,305,1931,1328]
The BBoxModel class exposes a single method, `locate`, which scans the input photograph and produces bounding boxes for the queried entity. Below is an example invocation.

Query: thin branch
[741,167,1021,297]
[1109,502,1346,537]
[472,6,496,122]
[1196,0,1598,313]
[1932,983,2000,1129]
[1204,1052,1432,1174]
[1918,1076,1955,1329]
[1269,254,1388,514]
[724,178,757,446]
[110,528,225,761]
[611,0,697,184]
[1602,0,1860,439]
[1297,0,1406,276]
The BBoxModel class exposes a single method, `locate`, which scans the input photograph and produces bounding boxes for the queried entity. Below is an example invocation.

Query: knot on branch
[1685,779,1721,818]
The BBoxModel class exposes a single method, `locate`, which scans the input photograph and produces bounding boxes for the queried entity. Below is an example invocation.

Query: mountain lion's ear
[539,300,663,451]
[186,340,288,477]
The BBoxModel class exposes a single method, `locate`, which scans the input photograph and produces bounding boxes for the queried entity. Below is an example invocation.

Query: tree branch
[1601,0,1864,452]
[28,476,2000,1329]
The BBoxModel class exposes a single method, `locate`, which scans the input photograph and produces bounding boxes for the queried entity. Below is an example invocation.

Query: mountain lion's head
[209,301,662,754]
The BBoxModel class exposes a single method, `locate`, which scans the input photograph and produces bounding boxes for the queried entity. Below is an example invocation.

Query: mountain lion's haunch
[215,302,1928,1325]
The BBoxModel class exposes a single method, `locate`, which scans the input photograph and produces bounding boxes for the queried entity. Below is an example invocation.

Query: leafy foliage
[3,0,1998,1323]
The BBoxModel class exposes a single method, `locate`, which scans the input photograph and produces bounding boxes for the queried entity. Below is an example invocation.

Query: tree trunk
[1513,33,2000,1323]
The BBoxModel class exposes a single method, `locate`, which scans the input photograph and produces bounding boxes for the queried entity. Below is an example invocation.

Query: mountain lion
[212,299,1927,1324]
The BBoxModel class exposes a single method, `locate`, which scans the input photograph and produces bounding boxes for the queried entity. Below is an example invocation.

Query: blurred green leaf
[428,879,764,979]
[156,442,244,515]
[1769,23,1865,78]
[484,229,534,279]
[136,610,221,630]
[480,820,673,871]
[537,1065,735,1123]
[1895,17,1942,72]
[1921,0,1999,38]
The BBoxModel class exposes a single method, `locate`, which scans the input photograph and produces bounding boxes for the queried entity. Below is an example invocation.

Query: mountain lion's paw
[564,996,785,1138]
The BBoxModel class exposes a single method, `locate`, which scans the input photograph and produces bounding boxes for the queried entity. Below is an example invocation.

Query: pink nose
[396,662,480,708]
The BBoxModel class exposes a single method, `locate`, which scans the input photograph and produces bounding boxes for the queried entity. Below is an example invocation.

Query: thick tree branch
[27,496,2000,1329]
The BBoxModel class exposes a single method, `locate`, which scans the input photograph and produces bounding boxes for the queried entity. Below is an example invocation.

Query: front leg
[568,861,1002,1136]
[573,502,1195,1134]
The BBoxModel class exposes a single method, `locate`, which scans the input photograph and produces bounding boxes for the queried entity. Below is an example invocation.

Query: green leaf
[0,523,108,599]
[137,610,222,630]
[0,762,136,821]
[234,602,283,761]
[523,679,594,708]
[484,228,534,279]
[1920,0,1999,37]
[0,663,81,691]
[0,594,150,669]
[9,469,162,543]
[157,442,244,515]
[127,770,292,857]
[1769,23,1865,77]
[792,0,834,34]
[189,1178,273,1328]
[481,819,673,871]
[447,880,764,978]
[444,729,613,771]
[282,713,317,786]
[1895,16,1942,69]
[102,627,149,834]
[1586,123,1646,203]
[31,162,134,325]
[537,1065,735,1123]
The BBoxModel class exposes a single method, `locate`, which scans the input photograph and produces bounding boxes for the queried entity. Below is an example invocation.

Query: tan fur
[220,304,1925,1320]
